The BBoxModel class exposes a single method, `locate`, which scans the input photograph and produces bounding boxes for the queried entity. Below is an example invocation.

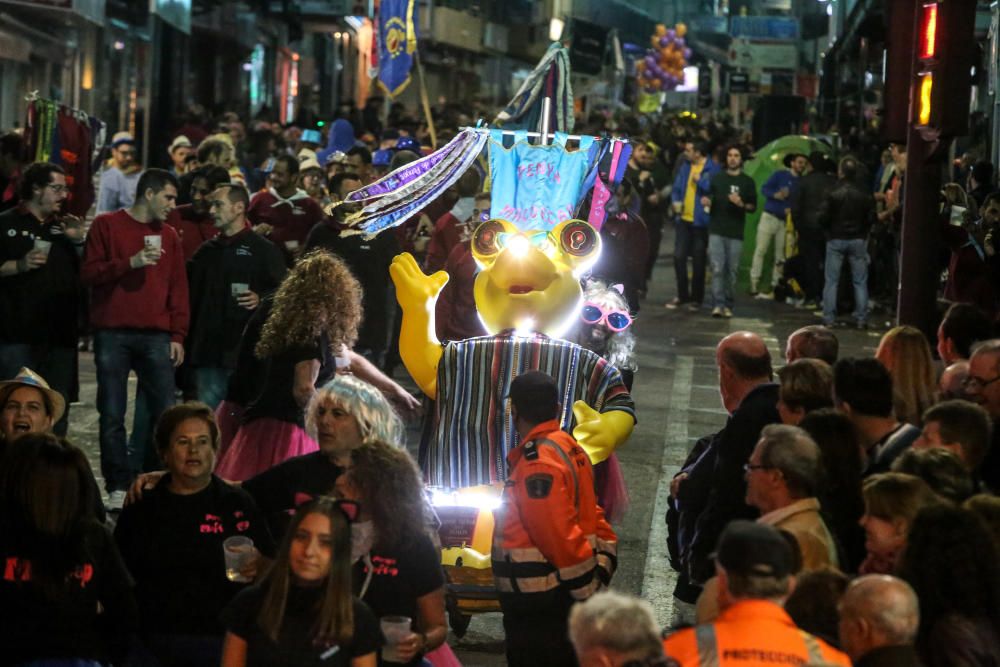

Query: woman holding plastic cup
[114,402,275,666]
[221,496,380,666]
[336,441,449,665]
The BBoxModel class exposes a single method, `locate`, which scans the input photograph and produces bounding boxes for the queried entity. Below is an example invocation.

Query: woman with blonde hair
[859,472,942,574]
[216,250,363,481]
[875,326,937,426]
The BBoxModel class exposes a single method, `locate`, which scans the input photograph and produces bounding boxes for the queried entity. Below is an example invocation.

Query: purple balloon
[659,36,670,48]
[667,29,676,39]
[645,54,657,69]
[683,47,692,59]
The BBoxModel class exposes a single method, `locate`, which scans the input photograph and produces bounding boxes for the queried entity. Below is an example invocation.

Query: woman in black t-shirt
[0,433,137,666]
[216,250,363,481]
[221,496,380,667]
[336,441,448,666]
[115,402,275,666]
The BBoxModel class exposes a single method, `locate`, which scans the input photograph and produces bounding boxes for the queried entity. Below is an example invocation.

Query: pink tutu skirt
[593,453,630,524]
[214,400,245,460]
[214,417,318,482]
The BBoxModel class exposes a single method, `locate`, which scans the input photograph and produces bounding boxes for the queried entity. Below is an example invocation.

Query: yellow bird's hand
[572,401,635,464]
[388,252,448,398]
[389,252,449,313]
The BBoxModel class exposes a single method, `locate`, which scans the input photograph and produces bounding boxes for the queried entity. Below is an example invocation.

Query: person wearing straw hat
[97,131,142,215]
[0,366,108,522]
[167,135,193,178]
[0,367,65,448]
[297,155,329,207]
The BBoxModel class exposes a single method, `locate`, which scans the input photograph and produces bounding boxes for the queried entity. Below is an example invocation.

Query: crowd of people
[0,99,999,667]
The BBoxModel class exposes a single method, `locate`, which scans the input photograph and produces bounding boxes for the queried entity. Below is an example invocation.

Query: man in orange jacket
[664,520,850,666]
[493,370,617,667]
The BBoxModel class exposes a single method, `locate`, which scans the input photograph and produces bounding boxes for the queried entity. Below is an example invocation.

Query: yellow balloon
[655,23,667,36]
[676,23,687,37]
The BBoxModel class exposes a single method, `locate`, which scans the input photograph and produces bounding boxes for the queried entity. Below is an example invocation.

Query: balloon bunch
[636,23,691,93]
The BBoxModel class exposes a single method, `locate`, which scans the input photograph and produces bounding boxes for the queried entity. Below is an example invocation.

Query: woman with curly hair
[898,504,1000,667]
[335,441,449,666]
[216,250,363,480]
[875,326,937,426]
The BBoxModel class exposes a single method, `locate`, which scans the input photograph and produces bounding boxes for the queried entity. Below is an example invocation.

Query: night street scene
[1,0,1000,666]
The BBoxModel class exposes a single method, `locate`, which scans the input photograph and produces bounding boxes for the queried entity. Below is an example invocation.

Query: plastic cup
[144,235,162,252]
[231,282,249,297]
[380,615,412,663]
[33,239,52,256]
[223,535,254,582]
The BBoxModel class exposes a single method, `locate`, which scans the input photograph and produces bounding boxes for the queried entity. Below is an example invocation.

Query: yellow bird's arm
[571,401,635,464]
[388,252,448,397]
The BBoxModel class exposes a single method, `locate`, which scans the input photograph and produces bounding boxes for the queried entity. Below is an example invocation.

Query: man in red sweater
[81,169,189,510]
[247,154,325,264]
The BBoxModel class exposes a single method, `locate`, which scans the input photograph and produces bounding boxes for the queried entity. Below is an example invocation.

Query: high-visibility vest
[663,600,851,667]
[492,421,617,600]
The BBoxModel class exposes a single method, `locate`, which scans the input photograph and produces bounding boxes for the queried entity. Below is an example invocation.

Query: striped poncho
[427,331,635,488]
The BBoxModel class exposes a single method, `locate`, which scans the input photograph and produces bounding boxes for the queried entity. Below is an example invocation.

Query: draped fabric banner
[337,129,489,238]
[495,42,574,134]
[487,130,598,232]
[378,0,418,98]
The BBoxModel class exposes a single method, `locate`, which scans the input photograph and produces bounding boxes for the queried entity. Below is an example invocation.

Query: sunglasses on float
[581,302,633,331]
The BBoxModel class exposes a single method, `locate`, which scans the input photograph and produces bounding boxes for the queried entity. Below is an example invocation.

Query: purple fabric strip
[345,130,477,202]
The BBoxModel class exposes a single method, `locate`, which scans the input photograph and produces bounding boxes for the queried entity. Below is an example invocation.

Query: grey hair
[568,591,664,661]
[759,424,822,499]
[842,575,920,644]
[304,374,404,447]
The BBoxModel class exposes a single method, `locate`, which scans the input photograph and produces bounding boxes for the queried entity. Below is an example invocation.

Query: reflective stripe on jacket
[492,420,617,601]
[663,600,851,667]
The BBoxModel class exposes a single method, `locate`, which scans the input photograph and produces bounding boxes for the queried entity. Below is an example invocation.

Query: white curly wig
[570,279,638,372]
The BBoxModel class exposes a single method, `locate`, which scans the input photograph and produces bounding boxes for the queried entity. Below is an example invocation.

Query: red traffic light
[918,3,938,60]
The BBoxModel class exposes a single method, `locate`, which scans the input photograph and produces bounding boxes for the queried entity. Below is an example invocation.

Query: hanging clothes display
[488,129,599,232]
[24,96,106,216]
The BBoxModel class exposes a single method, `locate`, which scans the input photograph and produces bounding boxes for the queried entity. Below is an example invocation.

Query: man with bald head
[670,332,780,619]
[938,361,970,400]
[838,575,921,666]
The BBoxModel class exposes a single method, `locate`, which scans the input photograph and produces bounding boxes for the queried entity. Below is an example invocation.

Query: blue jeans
[0,343,75,436]
[94,329,175,492]
[708,234,743,309]
[195,367,231,411]
[823,238,869,325]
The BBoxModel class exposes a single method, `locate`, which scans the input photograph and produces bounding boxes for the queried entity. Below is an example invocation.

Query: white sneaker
[106,490,127,512]
[722,307,733,318]
[711,306,723,318]
[755,291,775,300]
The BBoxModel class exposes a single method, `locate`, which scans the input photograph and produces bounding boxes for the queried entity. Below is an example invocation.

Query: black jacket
[791,170,838,231]
[818,179,876,240]
[856,645,924,667]
[186,228,286,369]
[687,382,781,583]
[0,207,81,347]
